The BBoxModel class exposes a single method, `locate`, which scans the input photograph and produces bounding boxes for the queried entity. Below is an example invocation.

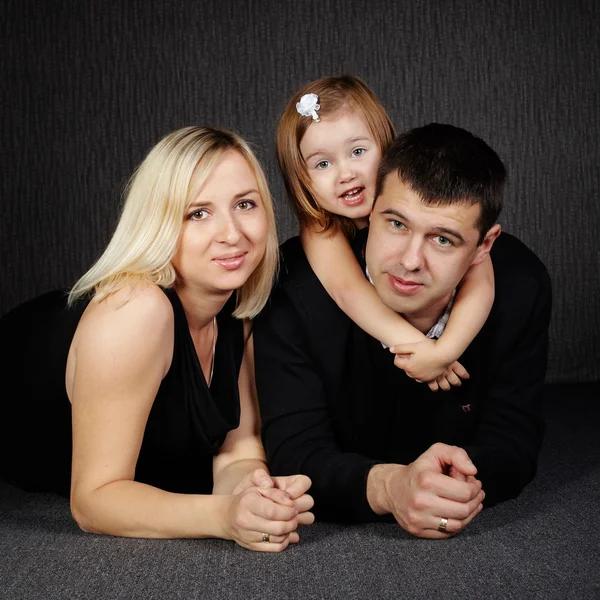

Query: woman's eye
[189,209,208,221]
[315,160,331,169]
[236,200,256,211]
[352,148,366,157]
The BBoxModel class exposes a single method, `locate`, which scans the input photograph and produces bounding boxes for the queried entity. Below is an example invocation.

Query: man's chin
[376,286,424,315]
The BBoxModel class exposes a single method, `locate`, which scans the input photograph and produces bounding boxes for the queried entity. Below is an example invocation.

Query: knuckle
[233,513,247,529]
[412,493,429,511]
[405,509,421,526]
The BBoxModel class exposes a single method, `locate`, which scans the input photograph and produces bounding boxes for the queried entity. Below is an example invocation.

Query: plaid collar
[365,265,457,345]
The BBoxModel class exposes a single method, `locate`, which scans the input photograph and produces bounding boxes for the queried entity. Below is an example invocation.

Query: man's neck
[402,291,454,335]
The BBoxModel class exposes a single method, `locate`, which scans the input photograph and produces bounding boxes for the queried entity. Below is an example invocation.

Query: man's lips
[387,273,423,295]
[212,252,247,270]
[339,186,365,206]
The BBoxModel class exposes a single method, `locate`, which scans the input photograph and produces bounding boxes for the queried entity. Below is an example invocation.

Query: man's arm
[463,247,552,506]
[254,276,382,523]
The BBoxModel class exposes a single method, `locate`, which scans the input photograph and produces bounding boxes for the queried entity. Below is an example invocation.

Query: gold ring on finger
[438,517,448,533]
[261,532,271,543]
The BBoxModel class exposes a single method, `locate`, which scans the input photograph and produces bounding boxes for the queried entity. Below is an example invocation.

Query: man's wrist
[366,463,403,515]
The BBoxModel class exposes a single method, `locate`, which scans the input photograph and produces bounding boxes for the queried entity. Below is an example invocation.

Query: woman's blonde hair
[69,126,278,319]
[276,75,396,236]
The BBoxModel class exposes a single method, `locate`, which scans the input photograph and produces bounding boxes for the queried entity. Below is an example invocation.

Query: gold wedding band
[261,532,271,543]
[438,517,448,533]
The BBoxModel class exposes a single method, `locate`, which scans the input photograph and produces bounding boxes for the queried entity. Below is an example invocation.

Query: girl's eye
[434,235,452,247]
[315,160,331,170]
[236,199,256,211]
[352,148,366,157]
[189,209,209,221]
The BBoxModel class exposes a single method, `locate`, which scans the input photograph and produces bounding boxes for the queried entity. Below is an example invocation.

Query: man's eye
[189,209,208,221]
[316,160,331,169]
[236,200,256,211]
[435,236,452,246]
[390,220,405,229]
[352,148,366,157]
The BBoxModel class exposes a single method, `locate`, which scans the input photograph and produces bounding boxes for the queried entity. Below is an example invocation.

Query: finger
[425,472,482,503]
[444,370,462,387]
[389,344,414,355]
[295,511,315,526]
[394,356,411,369]
[450,361,470,380]
[257,486,295,508]
[250,468,274,489]
[428,380,439,392]
[432,489,485,522]
[437,376,451,391]
[279,475,312,500]
[448,465,468,482]
[287,531,300,544]
[248,536,291,553]
[292,493,314,514]
[258,532,290,545]
[249,516,299,538]
[429,501,484,536]
[426,443,478,477]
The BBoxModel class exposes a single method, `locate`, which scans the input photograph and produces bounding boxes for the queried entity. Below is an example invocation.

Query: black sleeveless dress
[0,288,244,497]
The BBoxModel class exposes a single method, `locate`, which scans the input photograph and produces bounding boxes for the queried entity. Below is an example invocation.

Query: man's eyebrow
[380,208,410,222]
[380,208,465,243]
[432,226,465,244]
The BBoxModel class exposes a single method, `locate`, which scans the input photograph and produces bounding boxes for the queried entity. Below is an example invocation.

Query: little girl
[276,76,495,391]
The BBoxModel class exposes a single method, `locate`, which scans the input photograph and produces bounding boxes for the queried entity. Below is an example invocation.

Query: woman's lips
[388,273,423,295]
[340,186,365,206]
[212,252,247,270]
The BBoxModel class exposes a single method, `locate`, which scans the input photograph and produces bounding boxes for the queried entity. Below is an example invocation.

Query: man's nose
[399,237,424,271]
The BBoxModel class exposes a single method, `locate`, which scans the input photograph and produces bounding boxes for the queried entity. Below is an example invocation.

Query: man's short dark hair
[375,123,506,243]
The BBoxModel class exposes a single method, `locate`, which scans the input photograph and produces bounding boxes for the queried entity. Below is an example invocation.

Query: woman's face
[172,150,268,295]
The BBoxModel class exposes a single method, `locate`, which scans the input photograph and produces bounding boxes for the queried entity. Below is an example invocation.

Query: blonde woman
[0,126,313,551]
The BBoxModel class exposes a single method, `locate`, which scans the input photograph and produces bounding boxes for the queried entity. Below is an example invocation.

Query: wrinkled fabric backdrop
[1,0,599,382]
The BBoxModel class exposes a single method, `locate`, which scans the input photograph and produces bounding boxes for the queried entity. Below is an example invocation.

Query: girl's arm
[67,286,303,550]
[434,255,495,360]
[301,224,426,347]
[391,255,495,380]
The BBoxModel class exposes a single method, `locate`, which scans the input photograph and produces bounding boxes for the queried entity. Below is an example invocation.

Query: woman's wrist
[208,494,234,541]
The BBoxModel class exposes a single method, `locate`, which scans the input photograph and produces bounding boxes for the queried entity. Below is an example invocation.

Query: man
[254,123,552,538]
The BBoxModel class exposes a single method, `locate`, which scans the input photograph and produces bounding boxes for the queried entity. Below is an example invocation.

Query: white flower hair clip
[296,93,321,122]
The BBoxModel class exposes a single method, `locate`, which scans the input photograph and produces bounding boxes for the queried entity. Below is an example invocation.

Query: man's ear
[472,223,501,266]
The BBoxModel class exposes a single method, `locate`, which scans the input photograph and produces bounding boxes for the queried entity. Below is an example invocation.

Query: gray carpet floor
[1,383,598,600]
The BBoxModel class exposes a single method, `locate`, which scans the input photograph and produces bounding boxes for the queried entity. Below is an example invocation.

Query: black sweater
[254,231,552,522]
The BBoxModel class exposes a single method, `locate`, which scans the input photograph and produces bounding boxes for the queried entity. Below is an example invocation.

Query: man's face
[366,174,499,322]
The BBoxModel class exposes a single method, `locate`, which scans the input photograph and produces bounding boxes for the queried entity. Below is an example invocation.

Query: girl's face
[299,111,382,225]
[172,150,268,295]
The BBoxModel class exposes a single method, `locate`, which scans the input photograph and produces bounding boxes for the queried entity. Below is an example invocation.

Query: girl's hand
[425,361,470,392]
[390,341,470,391]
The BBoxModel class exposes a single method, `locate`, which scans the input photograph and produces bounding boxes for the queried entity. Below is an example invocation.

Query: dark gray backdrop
[2,0,599,382]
